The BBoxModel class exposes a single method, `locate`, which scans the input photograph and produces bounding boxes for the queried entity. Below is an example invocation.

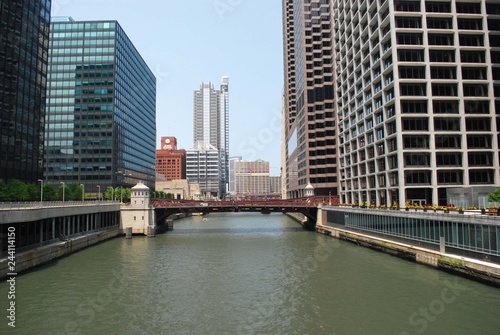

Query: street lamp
[97,185,100,201]
[80,184,85,202]
[38,179,43,205]
[60,182,65,202]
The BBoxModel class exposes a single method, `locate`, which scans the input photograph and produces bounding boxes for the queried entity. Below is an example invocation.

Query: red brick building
[156,137,186,181]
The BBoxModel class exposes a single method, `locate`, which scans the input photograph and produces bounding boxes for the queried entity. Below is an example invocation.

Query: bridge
[150,196,338,230]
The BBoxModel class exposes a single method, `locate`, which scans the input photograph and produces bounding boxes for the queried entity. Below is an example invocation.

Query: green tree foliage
[105,186,114,200]
[7,179,29,201]
[27,183,40,201]
[43,184,58,201]
[67,184,82,201]
[488,188,500,203]
[0,179,7,201]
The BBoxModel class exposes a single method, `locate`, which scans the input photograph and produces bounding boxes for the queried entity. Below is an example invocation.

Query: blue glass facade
[45,19,156,194]
[0,0,51,183]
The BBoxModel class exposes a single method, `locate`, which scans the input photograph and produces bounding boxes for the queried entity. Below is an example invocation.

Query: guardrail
[0,200,120,210]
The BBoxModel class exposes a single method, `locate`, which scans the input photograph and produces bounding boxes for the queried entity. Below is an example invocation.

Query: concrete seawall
[316,224,500,287]
[0,228,121,279]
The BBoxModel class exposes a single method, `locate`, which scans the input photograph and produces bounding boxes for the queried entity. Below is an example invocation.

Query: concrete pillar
[148,225,156,237]
[440,236,446,253]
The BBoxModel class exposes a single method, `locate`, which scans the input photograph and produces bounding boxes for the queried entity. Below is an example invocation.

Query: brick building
[156,137,186,181]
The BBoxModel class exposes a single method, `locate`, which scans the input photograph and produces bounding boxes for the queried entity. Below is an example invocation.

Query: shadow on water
[168,226,306,235]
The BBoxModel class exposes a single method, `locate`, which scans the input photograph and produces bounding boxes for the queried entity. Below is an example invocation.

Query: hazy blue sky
[51,0,284,175]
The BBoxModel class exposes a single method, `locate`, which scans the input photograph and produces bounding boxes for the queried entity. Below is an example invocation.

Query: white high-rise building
[193,77,230,197]
[334,0,500,208]
[186,141,220,199]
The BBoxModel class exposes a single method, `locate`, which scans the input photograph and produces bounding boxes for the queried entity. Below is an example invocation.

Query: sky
[51,0,284,175]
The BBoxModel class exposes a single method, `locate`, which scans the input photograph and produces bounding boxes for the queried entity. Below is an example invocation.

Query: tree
[488,188,500,203]
[0,179,7,201]
[43,184,58,201]
[105,186,114,200]
[27,183,40,201]
[7,179,29,201]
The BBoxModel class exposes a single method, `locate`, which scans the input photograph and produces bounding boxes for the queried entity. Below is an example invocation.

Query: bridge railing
[0,200,120,211]
[150,196,336,208]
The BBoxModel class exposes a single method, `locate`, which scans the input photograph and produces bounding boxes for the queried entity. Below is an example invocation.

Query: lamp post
[97,185,101,201]
[80,184,84,202]
[60,182,65,202]
[38,179,43,205]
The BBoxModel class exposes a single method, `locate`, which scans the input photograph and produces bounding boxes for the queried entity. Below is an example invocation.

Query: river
[1,212,499,334]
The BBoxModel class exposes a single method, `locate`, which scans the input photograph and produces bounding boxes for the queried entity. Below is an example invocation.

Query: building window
[468,152,493,166]
[402,118,429,131]
[465,118,491,131]
[457,18,483,30]
[396,17,422,28]
[432,84,457,96]
[426,2,451,13]
[399,66,426,79]
[429,50,455,62]
[427,18,452,29]
[428,33,454,46]
[400,84,426,96]
[395,1,421,12]
[460,51,485,63]
[431,67,456,79]
[435,135,461,149]
[403,135,429,149]
[437,171,463,184]
[463,84,488,97]
[461,67,487,80]
[433,100,459,114]
[459,34,484,47]
[405,171,432,185]
[434,118,460,131]
[436,153,462,167]
[405,153,431,167]
[465,101,489,114]
[469,170,494,184]
[401,101,428,114]
[456,2,481,14]
[397,33,423,45]
[398,50,424,62]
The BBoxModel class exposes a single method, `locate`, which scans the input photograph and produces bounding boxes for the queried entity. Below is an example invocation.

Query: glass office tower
[0,0,51,183]
[45,18,156,194]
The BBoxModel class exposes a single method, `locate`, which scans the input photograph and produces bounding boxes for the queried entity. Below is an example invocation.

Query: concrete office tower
[186,141,221,199]
[234,160,270,196]
[228,156,242,195]
[193,77,229,197]
[282,0,338,199]
[156,136,186,181]
[334,0,500,208]
[45,18,156,194]
[0,0,52,183]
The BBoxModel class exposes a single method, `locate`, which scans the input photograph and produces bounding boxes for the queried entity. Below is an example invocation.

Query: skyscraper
[186,141,220,198]
[282,0,338,199]
[0,0,51,183]
[193,77,229,197]
[334,0,500,207]
[45,18,156,194]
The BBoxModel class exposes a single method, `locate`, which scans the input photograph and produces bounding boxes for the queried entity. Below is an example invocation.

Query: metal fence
[0,200,120,210]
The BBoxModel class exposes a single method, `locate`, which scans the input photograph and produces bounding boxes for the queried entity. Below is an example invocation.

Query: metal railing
[0,200,120,211]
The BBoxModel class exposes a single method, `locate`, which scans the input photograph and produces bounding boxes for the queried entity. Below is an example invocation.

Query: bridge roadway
[150,196,338,230]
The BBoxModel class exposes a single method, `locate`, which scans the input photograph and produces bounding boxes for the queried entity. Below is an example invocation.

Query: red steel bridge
[151,196,340,230]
